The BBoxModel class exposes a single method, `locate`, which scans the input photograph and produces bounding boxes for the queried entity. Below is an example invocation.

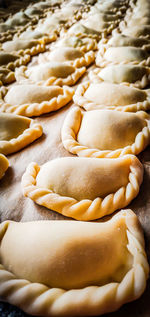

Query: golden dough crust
[15,63,86,87]
[0,85,74,117]
[22,155,143,220]
[0,153,9,179]
[0,113,43,155]
[0,210,148,316]
[61,107,150,158]
[73,82,150,112]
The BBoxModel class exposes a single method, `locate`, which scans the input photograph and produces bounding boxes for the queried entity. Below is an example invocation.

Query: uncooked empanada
[89,65,150,88]
[2,39,46,56]
[54,35,97,52]
[0,84,74,117]
[0,153,9,179]
[122,25,150,39]
[22,155,143,220]
[73,82,150,111]
[98,34,150,51]
[0,67,15,85]
[15,62,86,86]
[0,113,43,155]
[96,46,150,68]
[81,14,117,35]
[0,210,149,316]
[62,107,150,158]
[67,22,101,39]
[38,47,95,68]
[6,12,31,28]
[16,28,57,44]
[0,51,30,70]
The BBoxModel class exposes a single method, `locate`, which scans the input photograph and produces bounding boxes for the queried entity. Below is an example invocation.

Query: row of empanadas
[0,210,148,316]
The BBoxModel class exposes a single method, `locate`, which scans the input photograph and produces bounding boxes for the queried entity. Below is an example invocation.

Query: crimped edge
[0,117,43,155]
[0,209,149,316]
[21,155,143,221]
[61,107,150,158]
[0,67,15,85]
[0,86,74,117]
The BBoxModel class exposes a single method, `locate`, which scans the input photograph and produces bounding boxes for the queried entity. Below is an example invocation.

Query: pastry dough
[38,47,95,68]
[0,51,30,70]
[54,35,97,52]
[2,39,46,56]
[0,153,9,179]
[0,210,148,316]
[61,107,150,158]
[73,82,150,112]
[89,65,150,89]
[96,47,150,68]
[98,34,150,51]
[6,12,31,28]
[0,67,15,85]
[0,113,43,155]
[22,155,143,220]
[0,85,74,117]
[15,63,86,86]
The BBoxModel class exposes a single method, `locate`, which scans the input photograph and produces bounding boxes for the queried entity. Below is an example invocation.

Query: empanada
[22,155,143,220]
[6,12,31,28]
[2,39,46,56]
[0,51,30,71]
[38,47,95,68]
[0,84,74,117]
[62,107,150,158]
[0,210,148,316]
[122,25,150,39]
[0,113,43,155]
[98,34,150,51]
[73,82,150,111]
[96,46,150,68]
[89,65,150,89]
[54,35,97,52]
[15,62,86,86]
[67,22,101,40]
[16,28,57,44]
[0,153,9,179]
[81,14,117,35]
